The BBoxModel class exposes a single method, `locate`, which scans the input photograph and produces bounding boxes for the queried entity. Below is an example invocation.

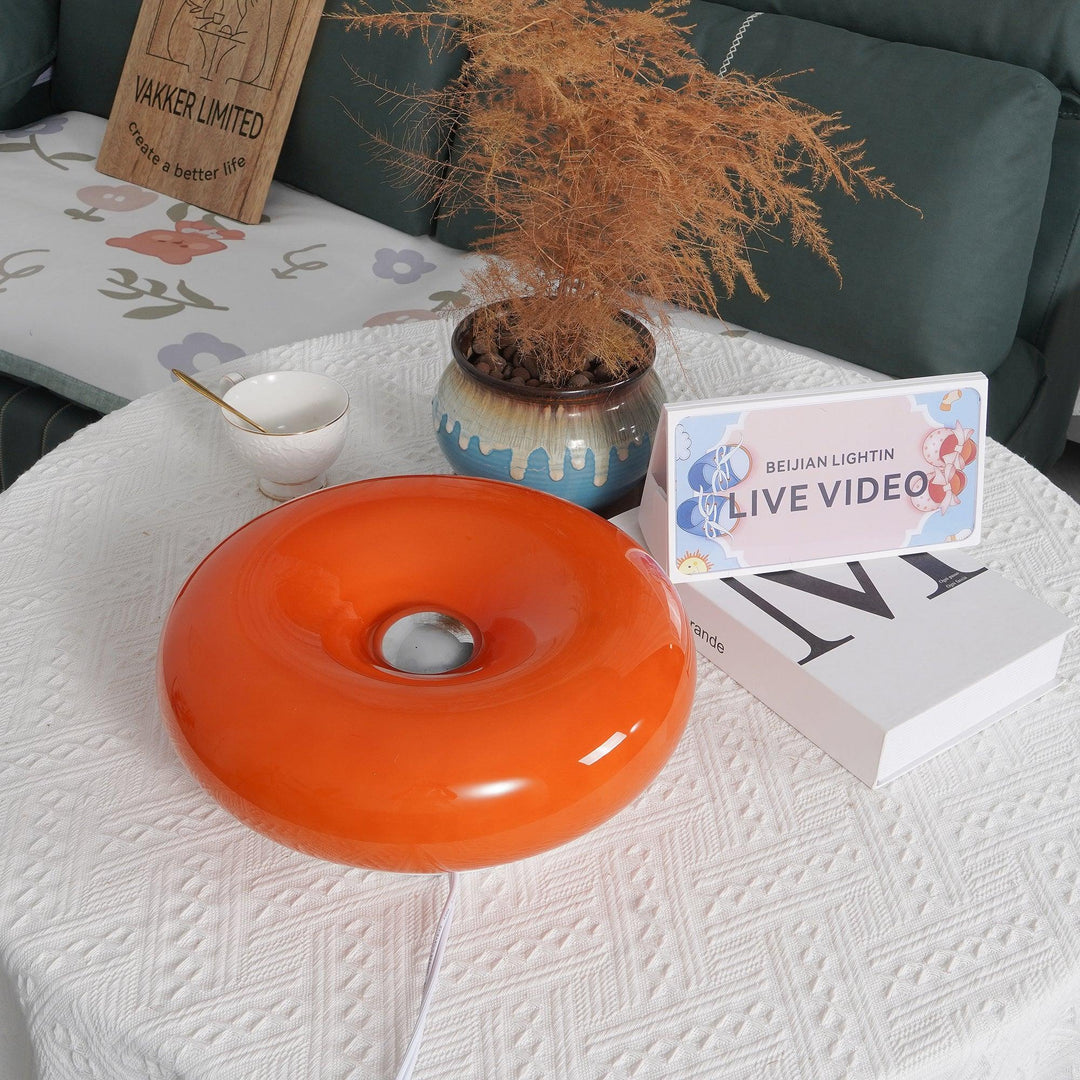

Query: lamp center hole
[376,611,477,675]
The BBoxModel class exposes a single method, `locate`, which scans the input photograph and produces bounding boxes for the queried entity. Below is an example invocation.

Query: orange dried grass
[341,0,901,385]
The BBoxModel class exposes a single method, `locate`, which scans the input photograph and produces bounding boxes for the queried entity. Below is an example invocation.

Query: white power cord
[393,871,461,1080]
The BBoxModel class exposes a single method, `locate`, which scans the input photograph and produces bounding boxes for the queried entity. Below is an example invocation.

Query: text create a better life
[128,121,246,180]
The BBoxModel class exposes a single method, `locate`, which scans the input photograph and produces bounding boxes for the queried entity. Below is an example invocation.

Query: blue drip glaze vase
[433,310,665,511]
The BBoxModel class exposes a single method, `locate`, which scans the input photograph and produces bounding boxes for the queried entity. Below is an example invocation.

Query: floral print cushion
[0,112,482,411]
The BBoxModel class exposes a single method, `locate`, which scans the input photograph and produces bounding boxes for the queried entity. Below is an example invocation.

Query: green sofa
[2,0,1079,487]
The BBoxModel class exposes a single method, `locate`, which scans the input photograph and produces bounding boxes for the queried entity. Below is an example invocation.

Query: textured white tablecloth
[2,319,1079,1080]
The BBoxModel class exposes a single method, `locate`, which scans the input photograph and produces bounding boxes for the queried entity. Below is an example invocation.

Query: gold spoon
[171,368,272,435]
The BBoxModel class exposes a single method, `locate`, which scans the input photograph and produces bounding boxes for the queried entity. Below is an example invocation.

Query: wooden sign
[97,0,325,224]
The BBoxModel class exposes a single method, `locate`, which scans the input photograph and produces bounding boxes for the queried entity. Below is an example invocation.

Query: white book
[615,509,1073,786]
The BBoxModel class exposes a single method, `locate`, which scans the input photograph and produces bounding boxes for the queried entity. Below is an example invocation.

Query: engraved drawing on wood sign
[151,0,287,88]
[96,0,324,224]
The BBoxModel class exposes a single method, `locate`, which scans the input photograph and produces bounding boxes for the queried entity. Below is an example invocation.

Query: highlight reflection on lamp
[158,476,696,874]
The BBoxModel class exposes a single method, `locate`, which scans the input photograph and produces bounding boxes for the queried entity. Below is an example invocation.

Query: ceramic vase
[433,310,664,511]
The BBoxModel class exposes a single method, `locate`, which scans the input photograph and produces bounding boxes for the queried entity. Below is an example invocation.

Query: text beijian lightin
[765,448,896,473]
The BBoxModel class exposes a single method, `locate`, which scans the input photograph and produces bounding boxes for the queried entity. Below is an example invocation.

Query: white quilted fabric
[0,320,1079,1080]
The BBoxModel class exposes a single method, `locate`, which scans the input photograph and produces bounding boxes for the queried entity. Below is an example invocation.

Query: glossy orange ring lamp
[158,476,696,872]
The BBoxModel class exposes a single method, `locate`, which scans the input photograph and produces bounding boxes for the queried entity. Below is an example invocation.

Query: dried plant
[342,0,901,386]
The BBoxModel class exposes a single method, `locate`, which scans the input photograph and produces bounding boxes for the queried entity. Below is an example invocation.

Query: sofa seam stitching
[40,403,76,460]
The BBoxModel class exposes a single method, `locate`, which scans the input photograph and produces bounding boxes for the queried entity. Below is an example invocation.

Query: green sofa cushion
[49,1,139,120]
[1020,93,1080,350]
[48,0,463,234]
[706,6,1060,381]
[0,0,58,128]
[438,3,1061,383]
[275,1,465,235]
[714,0,1080,94]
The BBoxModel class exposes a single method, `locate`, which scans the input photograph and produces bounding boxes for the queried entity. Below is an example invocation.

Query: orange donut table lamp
[158,476,697,873]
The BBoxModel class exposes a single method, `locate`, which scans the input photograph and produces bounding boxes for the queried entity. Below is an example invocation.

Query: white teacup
[220,370,350,500]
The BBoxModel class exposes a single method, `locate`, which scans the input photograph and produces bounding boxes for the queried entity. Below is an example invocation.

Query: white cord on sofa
[718,12,762,78]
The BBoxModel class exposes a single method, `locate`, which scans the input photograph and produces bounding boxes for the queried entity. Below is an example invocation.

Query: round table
[1,319,1079,1080]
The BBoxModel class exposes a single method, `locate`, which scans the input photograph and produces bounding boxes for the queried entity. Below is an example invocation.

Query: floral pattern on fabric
[0,249,49,293]
[372,247,437,285]
[364,309,443,326]
[0,111,479,405]
[159,332,245,375]
[271,244,328,279]
[0,116,95,170]
[99,269,228,319]
[106,219,245,265]
[67,184,159,222]
[363,288,471,326]
[2,117,69,137]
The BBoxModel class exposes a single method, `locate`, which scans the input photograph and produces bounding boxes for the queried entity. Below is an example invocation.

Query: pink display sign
[639,373,987,581]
